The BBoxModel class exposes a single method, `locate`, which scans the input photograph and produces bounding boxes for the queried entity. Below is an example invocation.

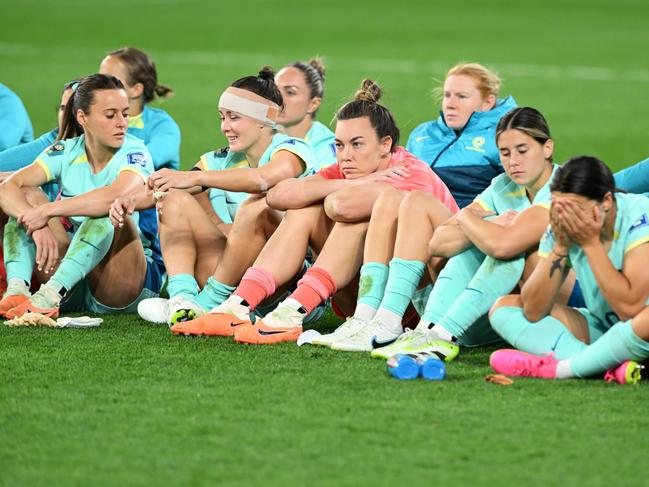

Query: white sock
[555,359,574,379]
[6,278,31,297]
[44,279,65,295]
[431,324,455,342]
[354,302,377,322]
[373,308,404,334]
[282,298,306,314]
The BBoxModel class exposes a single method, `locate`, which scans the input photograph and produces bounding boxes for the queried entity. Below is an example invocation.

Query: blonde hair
[435,62,501,102]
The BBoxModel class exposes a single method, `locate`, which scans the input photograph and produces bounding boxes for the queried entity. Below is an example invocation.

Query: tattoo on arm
[550,254,568,278]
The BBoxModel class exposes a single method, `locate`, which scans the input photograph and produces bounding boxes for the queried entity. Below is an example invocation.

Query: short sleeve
[118,148,154,181]
[317,163,343,180]
[538,225,556,258]
[625,209,649,254]
[34,141,67,182]
[272,137,316,176]
[474,183,496,212]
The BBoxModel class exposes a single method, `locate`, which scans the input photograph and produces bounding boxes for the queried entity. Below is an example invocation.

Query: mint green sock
[421,246,484,324]
[167,273,200,300]
[50,217,114,291]
[490,306,587,360]
[195,276,236,310]
[378,258,425,316]
[357,262,389,309]
[439,256,525,337]
[568,321,649,378]
[3,217,36,283]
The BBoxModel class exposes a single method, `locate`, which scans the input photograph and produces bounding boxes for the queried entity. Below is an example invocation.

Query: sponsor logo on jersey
[630,213,649,232]
[127,151,148,168]
[47,142,65,156]
[284,138,296,145]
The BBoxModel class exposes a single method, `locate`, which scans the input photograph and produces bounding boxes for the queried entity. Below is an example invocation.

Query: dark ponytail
[230,66,284,109]
[58,74,125,140]
[335,79,400,151]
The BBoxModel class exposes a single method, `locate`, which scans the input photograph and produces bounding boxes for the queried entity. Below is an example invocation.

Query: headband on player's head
[218,87,280,129]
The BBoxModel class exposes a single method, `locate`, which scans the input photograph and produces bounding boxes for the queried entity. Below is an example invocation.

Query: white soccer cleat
[257,302,306,329]
[137,297,170,324]
[370,327,439,359]
[330,316,402,352]
[168,295,205,325]
[311,316,369,348]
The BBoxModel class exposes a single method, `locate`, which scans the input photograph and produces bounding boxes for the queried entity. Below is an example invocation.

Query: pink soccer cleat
[489,349,558,379]
[604,361,643,385]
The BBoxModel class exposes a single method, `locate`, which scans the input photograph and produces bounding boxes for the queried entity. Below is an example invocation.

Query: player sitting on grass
[0,74,157,318]
[324,107,577,356]
[489,156,649,384]
[406,62,517,208]
[119,66,329,326]
[171,79,458,344]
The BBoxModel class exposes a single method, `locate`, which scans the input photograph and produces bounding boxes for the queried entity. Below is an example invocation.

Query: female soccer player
[326,107,566,355]
[171,79,457,344]
[275,58,336,167]
[407,63,517,208]
[489,156,649,384]
[129,67,325,325]
[0,74,156,318]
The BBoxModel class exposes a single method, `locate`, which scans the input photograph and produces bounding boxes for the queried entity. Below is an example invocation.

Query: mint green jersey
[35,133,153,226]
[474,164,559,214]
[198,132,317,224]
[305,121,336,168]
[539,193,649,327]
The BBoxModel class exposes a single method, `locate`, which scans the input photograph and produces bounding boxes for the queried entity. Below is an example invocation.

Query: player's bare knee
[159,190,191,223]
[490,294,523,317]
[373,187,404,218]
[631,306,649,341]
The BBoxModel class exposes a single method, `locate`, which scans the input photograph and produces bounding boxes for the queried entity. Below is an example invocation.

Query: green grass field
[2,0,649,485]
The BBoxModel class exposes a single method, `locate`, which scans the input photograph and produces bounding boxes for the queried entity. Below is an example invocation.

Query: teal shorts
[60,258,163,315]
[574,308,608,344]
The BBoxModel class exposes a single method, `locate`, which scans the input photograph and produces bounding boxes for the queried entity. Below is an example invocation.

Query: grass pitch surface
[2,0,649,485]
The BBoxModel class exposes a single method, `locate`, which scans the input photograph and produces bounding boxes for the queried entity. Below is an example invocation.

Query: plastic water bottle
[386,353,446,381]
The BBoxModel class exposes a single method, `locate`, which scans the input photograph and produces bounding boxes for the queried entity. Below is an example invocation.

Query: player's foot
[489,349,558,379]
[170,299,250,336]
[604,360,643,385]
[311,316,368,347]
[5,285,61,319]
[371,327,460,362]
[168,295,205,326]
[234,303,305,344]
[137,297,170,324]
[0,280,31,317]
[330,316,401,352]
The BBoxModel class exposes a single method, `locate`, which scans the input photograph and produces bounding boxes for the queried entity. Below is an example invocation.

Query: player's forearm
[196,167,282,194]
[46,184,141,219]
[267,179,353,210]
[583,242,639,319]
[428,223,471,257]
[0,180,34,217]
[520,249,566,321]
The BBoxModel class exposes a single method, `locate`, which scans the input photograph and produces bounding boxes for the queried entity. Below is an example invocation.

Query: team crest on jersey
[127,151,148,168]
[465,136,486,153]
[630,213,649,232]
[284,139,296,145]
[47,142,65,156]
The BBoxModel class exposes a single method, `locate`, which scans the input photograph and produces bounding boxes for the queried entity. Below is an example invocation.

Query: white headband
[218,87,280,129]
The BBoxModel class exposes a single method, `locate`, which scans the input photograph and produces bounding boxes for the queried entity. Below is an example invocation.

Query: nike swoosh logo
[229,321,245,327]
[415,135,430,142]
[371,336,397,349]
[257,329,287,336]
[550,331,564,352]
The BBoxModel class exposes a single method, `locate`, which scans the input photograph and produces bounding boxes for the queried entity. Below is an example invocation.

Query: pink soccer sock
[233,267,277,310]
[289,267,337,314]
